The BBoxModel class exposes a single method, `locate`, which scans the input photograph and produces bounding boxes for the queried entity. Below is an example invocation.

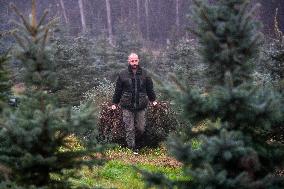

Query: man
[111,53,157,153]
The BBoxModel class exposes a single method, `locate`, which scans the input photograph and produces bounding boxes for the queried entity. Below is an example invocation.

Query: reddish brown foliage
[98,101,178,148]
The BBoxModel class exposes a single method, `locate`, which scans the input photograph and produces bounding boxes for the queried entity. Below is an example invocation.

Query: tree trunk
[136,0,140,31]
[106,0,113,45]
[59,0,68,24]
[176,0,180,33]
[78,0,87,33]
[145,0,150,41]
[32,0,36,28]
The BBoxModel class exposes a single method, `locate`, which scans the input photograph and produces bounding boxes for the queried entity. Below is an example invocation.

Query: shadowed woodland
[0,0,284,188]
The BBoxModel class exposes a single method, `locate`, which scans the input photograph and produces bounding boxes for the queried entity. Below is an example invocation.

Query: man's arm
[112,75,123,105]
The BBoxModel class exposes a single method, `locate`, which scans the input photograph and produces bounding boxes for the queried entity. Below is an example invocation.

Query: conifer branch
[22,32,33,47]
[33,29,50,45]
[247,3,260,19]
[188,27,202,38]
[169,73,186,92]
[240,16,250,32]
[9,20,28,33]
[10,3,32,34]
[247,33,262,52]
[248,85,258,97]
[0,121,11,132]
[192,0,202,7]
[200,8,214,31]
[0,48,10,59]
[239,0,249,18]
[225,70,234,89]
[44,17,60,30]
[41,28,49,50]
[37,10,49,29]
[206,31,220,47]
[12,32,27,50]
[192,0,215,32]
[274,8,283,42]
[241,3,260,30]
[0,29,17,38]
[0,163,12,181]
[240,3,260,34]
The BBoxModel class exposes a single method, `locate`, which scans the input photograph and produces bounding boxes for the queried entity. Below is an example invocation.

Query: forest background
[0,0,284,188]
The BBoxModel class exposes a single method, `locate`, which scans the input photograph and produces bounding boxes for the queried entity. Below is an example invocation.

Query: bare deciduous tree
[136,0,140,23]
[136,0,141,33]
[59,0,68,24]
[106,0,113,45]
[78,0,86,33]
[144,0,150,40]
[176,0,180,32]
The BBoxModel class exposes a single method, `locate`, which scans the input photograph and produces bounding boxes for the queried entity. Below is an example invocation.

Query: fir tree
[262,8,284,146]
[0,30,13,112]
[193,0,261,87]
[164,38,205,89]
[93,34,118,80]
[114,19,152,70]
[0,48,11,112]
[52,32,98,105]
[114,19,143,64]
[264,8,284,90]
[143,0,284,188]
[0,1,103,188]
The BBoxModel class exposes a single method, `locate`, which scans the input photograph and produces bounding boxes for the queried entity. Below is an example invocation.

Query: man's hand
[111,104,117,110]
[152,101,158,106]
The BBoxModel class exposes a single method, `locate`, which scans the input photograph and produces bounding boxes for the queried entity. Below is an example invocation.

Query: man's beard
[131,65,138,69]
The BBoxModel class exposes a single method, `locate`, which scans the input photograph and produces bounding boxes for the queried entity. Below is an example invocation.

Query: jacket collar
[128,65,142,75]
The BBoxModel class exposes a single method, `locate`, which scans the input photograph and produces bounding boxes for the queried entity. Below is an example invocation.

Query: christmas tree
[0,31,12,112]
[114,19,143,64]
[164,38,205,89]
[93,33,120,82]
[262,8,284,147]
[114,19,152,71]
[52,33,98,106]
[265,8,284,91]
[0,1,103,188]
[143,0,284,188]
[193,0,261,87]
[0,49,11,112]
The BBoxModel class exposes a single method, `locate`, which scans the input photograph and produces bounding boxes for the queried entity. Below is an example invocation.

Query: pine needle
[37,10,49,29]
[10,3,33,34]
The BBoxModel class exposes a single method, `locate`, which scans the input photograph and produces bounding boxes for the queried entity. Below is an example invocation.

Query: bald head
[128,53,139,70]
[128,53,139,61]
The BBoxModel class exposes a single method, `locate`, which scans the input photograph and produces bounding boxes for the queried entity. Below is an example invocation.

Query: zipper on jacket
[134,74,137,109]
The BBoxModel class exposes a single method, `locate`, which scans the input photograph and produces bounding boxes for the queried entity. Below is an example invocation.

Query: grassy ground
[68,145,187,189]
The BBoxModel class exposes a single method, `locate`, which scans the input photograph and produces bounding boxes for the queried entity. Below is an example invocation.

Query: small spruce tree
[265,8,284,90]
[165,38,205,89]
[0,49,11,112]
[194,0,260,87]
[93,34,119,80]
[114,19,143,64]
[143,0,284,188]
[52,33,98,105]
[0,1,103,188]
[263,8,284,145]
[114,19,152,70]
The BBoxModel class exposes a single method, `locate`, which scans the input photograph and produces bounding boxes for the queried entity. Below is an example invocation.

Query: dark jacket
[112,65,156,111]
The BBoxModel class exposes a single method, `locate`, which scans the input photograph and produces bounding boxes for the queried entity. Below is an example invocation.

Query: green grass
[70,160,186,189]
[57,146,189,189]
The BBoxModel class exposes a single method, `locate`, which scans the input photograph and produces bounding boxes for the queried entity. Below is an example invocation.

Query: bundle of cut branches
[98,101,178,147]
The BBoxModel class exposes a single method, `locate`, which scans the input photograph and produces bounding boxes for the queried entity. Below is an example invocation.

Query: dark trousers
[122,109,146,149]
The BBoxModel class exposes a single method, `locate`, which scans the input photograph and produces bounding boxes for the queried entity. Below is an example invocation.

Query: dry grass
[105,146,182,168]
